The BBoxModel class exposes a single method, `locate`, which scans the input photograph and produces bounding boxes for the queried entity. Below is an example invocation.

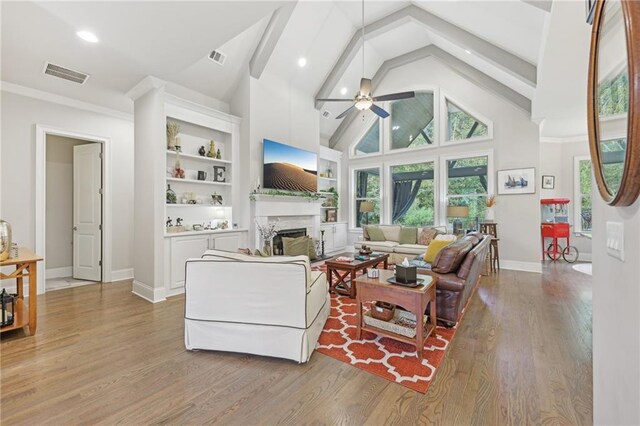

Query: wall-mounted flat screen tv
[263,139,318,192]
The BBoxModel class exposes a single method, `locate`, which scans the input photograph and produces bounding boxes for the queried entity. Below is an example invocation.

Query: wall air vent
[322,110,332,119]
[208,50,227,66]
[43,62,90,84]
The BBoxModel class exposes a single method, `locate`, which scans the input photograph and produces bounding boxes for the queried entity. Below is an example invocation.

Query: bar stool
[480,222,500,272]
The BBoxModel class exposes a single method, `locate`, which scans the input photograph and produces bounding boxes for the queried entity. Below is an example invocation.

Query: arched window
[390,92,435,151]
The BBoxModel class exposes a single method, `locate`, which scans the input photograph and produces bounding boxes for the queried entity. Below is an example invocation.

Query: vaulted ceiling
[1,1,586,140]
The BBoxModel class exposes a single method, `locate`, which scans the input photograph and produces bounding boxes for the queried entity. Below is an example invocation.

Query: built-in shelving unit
[318,146,342,223]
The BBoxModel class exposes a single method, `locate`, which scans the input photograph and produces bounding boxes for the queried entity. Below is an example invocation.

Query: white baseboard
[500,260,542,273]
[46,266,72,279]
[111,268,134,282]
[132,280,166,303]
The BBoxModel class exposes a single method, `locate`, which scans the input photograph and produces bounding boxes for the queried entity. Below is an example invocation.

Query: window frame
[384,87,441,155]
[384,156,439,227]
[439,150,494,228]
[349,115,383,159]
[350,165,383,229]
[439,92,494,145]
[574,155,593,233]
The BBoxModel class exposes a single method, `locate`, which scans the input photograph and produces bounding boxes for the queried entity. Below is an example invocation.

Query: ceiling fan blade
[316,98,354,102]
[335,105,355,119]
[370,103,390,118]
[372,91,416,102]
[360,78,372,97]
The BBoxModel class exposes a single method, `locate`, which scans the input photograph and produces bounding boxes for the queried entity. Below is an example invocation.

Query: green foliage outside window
[447,101,488,141]
[447,156,488,230]
[391,162,435,227]
[579,159,593,231]
[598,70,628,117]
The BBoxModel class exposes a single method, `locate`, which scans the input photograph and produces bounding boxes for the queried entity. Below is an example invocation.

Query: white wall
[539,140,592,259]
[0,91,134,281]
[45,135,94,272]
[335,57,541,271]
[592,196,640,425]
[230,70,252,233]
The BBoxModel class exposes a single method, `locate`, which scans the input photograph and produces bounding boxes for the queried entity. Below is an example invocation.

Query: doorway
[45,135,103,291]
[35,125,113,295]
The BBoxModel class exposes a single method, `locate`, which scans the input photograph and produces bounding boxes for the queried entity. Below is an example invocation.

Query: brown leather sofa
[413,232,491,327]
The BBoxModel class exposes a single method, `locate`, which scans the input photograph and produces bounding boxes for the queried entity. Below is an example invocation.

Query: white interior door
[73,143,102,281]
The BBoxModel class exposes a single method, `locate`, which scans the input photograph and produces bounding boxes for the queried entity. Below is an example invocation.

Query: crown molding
[126,76,167,101]
[1,81,133,121]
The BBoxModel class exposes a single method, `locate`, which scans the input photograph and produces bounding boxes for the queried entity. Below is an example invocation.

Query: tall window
[390,92,435,150]
[575,157,593,232]
[600,138,626,196]
[353,120,380,156]
[446,100,488,142]
[354,168,380,227]
[391,162,435,226]
[445,155,489,231]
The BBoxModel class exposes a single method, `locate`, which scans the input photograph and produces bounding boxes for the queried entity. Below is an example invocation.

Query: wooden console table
[0,248,42,336]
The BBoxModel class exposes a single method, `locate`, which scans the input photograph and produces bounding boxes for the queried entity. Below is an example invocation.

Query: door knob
[73,226,78,231]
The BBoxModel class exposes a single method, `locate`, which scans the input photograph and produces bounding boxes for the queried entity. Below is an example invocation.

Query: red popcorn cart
[540,198,579,263]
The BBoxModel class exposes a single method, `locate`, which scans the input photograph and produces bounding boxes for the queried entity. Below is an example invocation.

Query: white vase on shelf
[484,208,495,222]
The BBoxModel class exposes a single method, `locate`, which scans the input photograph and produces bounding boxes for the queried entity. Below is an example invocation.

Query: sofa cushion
[417,227,438,246]
[435,234,457,242]
[423,240,452,263]
[432,240,473,274]
[354,241,398,253]
[283,236,310,257]
[366,226,386,241]
[380,225,402,242]
[462,234,480,247]
[456,249,478,280]
[394,243,428,255]
[398,227,417,244]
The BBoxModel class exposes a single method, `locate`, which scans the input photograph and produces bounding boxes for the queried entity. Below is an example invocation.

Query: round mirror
[588,0,640,206]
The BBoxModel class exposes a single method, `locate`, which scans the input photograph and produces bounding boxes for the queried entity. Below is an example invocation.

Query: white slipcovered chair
[184,249,329,363]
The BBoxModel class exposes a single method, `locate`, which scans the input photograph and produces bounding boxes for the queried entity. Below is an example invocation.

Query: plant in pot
[485,194,497,222]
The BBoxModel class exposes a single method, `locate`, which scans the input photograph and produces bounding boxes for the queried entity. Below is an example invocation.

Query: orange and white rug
[315,294,457,393]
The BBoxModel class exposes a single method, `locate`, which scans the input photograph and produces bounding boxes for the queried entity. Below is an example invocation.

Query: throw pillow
[307,237,317,261]
[435,234,457,242]
[423,240,452,263]
[418,227,438,246]
[282,236,310,257]
[367,226,386,242]
[399,227,417,244]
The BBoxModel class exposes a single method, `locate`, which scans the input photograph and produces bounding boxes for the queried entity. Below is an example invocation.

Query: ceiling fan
[317,0,415,119]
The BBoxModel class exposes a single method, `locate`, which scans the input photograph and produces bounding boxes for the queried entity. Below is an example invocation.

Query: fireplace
[273,228,307,255]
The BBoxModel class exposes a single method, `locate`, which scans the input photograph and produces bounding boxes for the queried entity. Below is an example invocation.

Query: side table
[0,248,43,335]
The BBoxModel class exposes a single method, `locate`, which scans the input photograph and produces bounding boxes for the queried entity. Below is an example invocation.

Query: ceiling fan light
[355,99,373,110]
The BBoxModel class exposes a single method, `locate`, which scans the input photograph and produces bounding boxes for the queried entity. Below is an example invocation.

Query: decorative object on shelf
[176,218,183,226]
[197,171,207,181]
[1,289,15,327]
[542,175,555,190]
[326,209,337,222]
[327,167,333,178]
[0,220,12,261]
[175,137,182,152]
[256,220,279,256]
[207,140,216,158]
[198,145,206,157]
[173,151,185,179]
[166,122,181,151]
[213,165,226,183]
[249,189,322,201]
[211,193,223,205]
[485,194,497,222]
[166,217,173,228]
[447,205,469,235]
[11,244,18,259]
[233,223,238,229]
[166,184,177,204]
[359,245,372,255]
[370,301,395,321]
[359,201,374,225]
[220,220,229,230]
[192,224,203,231]
[497,168,536,195]
[216,148,222,159]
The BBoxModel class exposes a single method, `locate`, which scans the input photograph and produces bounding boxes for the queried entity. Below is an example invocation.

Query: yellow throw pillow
[423,240,452,263]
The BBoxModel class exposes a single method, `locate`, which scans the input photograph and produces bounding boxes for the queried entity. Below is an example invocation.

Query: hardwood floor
[1,262,592,425]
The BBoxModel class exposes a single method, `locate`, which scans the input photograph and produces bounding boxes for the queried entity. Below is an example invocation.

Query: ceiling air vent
[208,50,227,66]
[322,110,332,119]
[43,62,89,84]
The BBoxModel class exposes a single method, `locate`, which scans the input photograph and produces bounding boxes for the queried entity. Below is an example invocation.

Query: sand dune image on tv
[263,139,317,192]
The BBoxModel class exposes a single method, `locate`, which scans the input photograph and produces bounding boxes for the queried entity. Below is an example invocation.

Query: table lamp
[447,205,469,235]
[359,201,374,225]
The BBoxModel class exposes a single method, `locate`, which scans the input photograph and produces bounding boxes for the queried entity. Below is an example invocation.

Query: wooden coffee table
[354,269,436,361]
[325,252,389,298]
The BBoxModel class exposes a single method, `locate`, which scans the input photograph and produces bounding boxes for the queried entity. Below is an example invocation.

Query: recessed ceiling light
[340,87,348,95]
[297,57,307,67]
[77,30,99,43]
[464,49,472,54]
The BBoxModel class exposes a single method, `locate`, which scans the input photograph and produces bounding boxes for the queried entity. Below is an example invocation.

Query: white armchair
[184,249,330,363]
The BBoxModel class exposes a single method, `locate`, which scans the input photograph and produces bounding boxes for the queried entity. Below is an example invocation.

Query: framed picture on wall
[497,168,536,195]
[542,175,555,189]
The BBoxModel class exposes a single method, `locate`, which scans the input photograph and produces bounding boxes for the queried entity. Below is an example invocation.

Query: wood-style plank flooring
[1,262,592,425]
